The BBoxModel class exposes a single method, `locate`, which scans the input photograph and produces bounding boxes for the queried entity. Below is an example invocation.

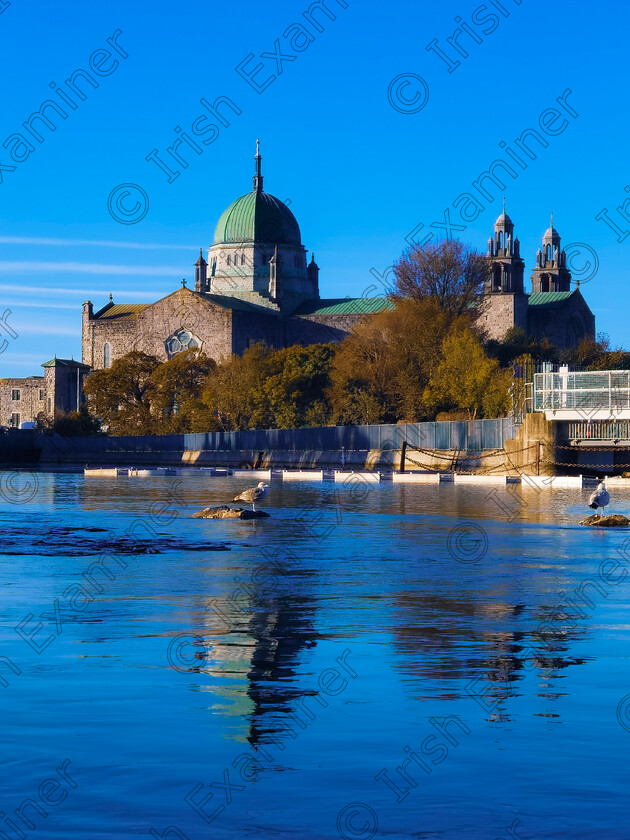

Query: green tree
[83,351,159,435]
[202,343,272,431]
[261,344,334,428]
[427,328,510,419]
[203,342,335,430]
[328,298,469,424]
[150,348,217,432]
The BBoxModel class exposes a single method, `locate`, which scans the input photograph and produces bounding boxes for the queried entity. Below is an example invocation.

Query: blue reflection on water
[1,472,629,839]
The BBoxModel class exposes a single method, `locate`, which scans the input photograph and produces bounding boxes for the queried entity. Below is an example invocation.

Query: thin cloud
[17,324,79,337]
[0,283,172,298]
[0,299,78,310]
[0,236,196,250]
[0,262,189,276]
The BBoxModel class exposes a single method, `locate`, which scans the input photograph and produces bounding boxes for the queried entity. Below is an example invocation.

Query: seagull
[233,481,269,511]
[589,480,610,517]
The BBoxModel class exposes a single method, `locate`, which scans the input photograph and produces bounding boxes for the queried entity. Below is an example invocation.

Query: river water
[1,471,629,839]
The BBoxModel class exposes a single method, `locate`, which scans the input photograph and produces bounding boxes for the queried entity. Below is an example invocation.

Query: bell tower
[531,213,571,293]
[486,198,524,293]
[479,200,527,340]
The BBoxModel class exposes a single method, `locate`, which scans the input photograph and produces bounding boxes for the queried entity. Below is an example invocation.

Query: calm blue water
[1,472,629,839]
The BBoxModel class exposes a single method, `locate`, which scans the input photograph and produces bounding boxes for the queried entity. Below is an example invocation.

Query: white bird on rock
[233,481,269,511]
[589,480,610,517]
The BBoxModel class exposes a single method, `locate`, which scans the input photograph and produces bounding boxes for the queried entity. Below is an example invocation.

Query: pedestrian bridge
[534,370,630,444]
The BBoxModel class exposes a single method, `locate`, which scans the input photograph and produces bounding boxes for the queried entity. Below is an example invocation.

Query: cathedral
[81,143,389,371]
[478,205,595,347]
[2,148,597,428]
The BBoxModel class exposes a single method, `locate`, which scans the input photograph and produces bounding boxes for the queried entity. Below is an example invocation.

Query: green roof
[214,190,301,246]
[94,303,150,320]
[42,358,90,368]
[293,297,395,316]
[527,291,575,308]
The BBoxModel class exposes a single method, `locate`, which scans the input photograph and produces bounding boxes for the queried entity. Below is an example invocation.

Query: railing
[35,418,517,459]
[568,421,630,441]
[533,371,630,413]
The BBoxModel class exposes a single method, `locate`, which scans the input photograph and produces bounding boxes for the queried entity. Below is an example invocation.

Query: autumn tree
[203,343,334,430]
[393,238,489,318]
[426,328,511,419]
[328,298,470,424]
[150,348,217,432]
[202,343,271,431]
[83,351,159,435]
[260,343,334,428]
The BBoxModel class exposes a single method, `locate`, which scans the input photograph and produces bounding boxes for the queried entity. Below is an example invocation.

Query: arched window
[227,254,231,266]
[241,254,245,265]
[103,343,111,369]
[164,328,202,358]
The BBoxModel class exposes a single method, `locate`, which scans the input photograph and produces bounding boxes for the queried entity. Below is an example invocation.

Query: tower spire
[503,195,506,214]
[550,210,554,229]
[253,138,263,192]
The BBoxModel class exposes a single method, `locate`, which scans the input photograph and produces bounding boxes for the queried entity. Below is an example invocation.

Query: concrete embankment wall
[22,419,517,470]
[1,417,580,475]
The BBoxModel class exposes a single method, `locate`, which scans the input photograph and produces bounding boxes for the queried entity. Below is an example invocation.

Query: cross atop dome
[543,211,561,245]
[253,138,263,193]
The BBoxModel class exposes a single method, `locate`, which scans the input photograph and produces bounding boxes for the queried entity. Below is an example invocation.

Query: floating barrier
[231,469,272,480]
[334,471,381,483]
[520,475,583,489]
[84,466,229,478]
[393,473,441,484]
[82,466,630,489]
[454,475,515,485]
[281,470,325,480]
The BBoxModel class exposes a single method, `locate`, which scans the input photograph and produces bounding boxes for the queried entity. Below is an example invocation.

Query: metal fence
[534,371,630,412]
[36,418,515,459]
[568,421,630,442]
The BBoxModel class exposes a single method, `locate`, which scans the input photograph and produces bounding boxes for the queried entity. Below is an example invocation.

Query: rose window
[165,328,201,358]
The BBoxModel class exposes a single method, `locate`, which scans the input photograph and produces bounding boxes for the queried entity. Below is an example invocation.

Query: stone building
[478,207,595,347]
[0,358,89,427]
[82,143,391,371]
[1,154,598,425]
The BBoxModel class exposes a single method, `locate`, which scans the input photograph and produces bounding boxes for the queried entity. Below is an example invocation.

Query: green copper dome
[213,141,302,246]
[213,190,302,246]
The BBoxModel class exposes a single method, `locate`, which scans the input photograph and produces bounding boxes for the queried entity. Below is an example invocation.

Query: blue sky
[0,0,628,375]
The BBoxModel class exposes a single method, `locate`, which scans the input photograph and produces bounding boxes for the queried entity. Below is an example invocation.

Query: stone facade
[0,359,89,427]
[0,376,45,427]
[82,146,389,371]
[480,209,595,348]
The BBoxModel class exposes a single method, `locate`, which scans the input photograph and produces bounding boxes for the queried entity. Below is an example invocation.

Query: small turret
[487,200,524,293]
[531,213,571,292]
[195,248,208,292]
[307,253,320,297]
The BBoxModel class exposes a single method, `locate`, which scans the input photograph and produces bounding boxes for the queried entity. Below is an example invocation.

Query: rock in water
[193,505,270,520]
[580,514,630,527]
